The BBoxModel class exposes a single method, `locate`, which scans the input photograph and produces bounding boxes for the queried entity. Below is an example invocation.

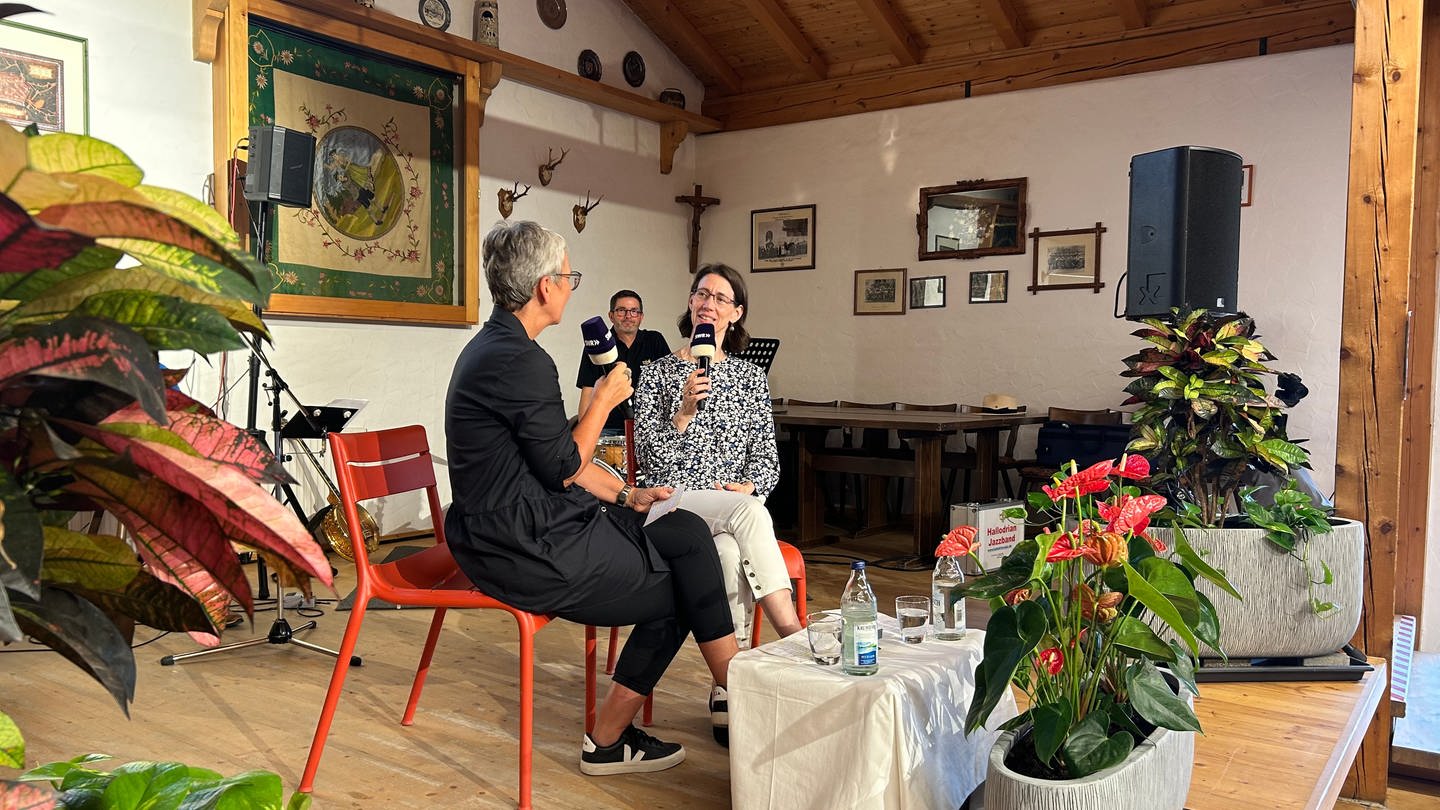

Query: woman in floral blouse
[634,264,803,651]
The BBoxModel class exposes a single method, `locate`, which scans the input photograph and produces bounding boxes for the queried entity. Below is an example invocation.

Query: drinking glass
[806,612,842,665]
[895,595,930,644]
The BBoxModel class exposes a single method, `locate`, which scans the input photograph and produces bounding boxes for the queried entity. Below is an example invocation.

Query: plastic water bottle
[932,554,967,641]
[841,561,879,676]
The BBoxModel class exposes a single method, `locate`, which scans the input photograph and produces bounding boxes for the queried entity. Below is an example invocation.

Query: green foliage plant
[961,455,1239,780]
[1238,481,1339,616]
[16,754,311,810]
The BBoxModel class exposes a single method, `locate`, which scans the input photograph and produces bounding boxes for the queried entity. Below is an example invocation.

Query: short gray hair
[483,220,567,311]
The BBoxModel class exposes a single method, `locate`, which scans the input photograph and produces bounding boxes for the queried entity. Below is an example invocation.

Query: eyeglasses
[691,289,736,308]
[550,271,582,291]
[611,307,643,317]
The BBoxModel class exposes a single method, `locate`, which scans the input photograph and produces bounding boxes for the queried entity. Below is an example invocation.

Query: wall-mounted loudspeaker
[244,125,315,208]
[1125,145,1242,319]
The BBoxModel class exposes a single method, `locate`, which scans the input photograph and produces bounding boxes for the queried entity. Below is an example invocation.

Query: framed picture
[934,235,960,251]
[854,268,906,315]
[1027,223,1107,294]
[1241,164,1254,207]
[910,275,946,309]
[751,204,816,272]
[237,6,480,325]
[969,270,1008,304]
[0,20,88,133]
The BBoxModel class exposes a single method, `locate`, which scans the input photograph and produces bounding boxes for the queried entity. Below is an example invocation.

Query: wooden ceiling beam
[1113,0,1149,30]
[854,0,922,66]
[630,0,744,94]
[978,0,1029,50]
[703,0,1351,130]
[740,0,828,80]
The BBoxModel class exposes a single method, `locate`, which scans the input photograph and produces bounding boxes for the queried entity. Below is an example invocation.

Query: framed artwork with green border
[246,14,477,324]
[0,20,88,134]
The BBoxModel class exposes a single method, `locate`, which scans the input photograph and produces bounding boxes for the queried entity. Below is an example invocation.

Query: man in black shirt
[445,221,738,776]
[576,289,671,434]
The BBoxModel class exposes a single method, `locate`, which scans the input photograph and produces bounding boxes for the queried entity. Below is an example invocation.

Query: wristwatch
[616,484,633,508]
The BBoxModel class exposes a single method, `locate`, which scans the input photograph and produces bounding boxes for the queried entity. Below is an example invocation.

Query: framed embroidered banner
[243,11,479,324]
[0,20,88,133]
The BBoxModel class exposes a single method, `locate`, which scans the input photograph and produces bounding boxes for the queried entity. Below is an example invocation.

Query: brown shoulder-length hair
[678,263,750,353]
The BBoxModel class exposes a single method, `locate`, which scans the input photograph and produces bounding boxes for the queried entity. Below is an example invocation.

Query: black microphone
[690,323,715,412]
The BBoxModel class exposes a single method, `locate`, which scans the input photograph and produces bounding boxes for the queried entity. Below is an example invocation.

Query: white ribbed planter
[982,689,1195,810]
[1152,518,1364,659]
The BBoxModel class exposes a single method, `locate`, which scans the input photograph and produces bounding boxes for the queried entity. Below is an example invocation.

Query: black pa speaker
[1125,146,1243,319]
[244,125,315,208]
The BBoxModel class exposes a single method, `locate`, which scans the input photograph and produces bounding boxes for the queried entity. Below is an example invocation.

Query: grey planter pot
[982,698,1195,810]
[1152,518,1364,659]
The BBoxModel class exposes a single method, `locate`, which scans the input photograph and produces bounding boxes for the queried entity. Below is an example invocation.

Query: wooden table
[1186,661,1388,809]
[774,406,1044,556]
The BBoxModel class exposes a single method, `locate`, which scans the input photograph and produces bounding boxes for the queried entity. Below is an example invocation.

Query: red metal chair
[300,425,599,810]
[750,541,809,647]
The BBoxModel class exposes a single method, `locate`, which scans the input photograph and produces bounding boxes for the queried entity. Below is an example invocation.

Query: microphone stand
[161,199,359,667]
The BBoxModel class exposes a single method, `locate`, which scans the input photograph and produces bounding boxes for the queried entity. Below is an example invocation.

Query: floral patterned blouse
[633,352,781,499]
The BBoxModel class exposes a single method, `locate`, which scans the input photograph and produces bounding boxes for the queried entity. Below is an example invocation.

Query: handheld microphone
[690,323,716,412]
[581,316,618,369]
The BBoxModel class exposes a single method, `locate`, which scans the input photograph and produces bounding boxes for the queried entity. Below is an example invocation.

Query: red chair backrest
[329,425,448,573]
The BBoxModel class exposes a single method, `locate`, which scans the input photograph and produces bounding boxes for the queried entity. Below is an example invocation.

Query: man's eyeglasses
[550,271,582,291]
[691,289,736,308]
[612,307,643,317]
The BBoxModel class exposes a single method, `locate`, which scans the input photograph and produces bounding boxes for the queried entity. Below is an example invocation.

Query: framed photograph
[1027,223,1107,294]
[854,268,906,315]
[0,20,88,133]
[909,275,946,309]
[934,235,960,251]
[1241,164,1254,207]
[969,270,1008,304]
[751,204,816,272]
[239,8,480,325]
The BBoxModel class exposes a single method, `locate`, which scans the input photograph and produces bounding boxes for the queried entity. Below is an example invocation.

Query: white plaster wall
[695,46,1353,498]
[37,0,700,533]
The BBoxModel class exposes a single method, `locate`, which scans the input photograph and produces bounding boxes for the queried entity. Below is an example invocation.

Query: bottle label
[853,621,877,666]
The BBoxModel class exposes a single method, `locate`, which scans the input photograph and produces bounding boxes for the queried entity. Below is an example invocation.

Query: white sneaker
[580,725,686,776]
[709,684,729,747]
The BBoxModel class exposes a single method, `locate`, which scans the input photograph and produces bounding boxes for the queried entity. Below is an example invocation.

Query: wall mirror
[917,178,1028,261]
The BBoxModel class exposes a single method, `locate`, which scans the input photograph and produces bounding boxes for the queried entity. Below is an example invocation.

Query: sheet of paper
[643,484,688,526]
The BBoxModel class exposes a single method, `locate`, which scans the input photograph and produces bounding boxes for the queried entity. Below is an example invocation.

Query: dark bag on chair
[1034,422,1132,468]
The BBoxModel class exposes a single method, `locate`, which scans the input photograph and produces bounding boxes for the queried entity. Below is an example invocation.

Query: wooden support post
[1337,0,1429,801]
[675,184,720,274]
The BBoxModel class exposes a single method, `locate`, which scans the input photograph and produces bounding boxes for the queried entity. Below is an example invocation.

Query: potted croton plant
[1123,308,1363,660]
[960,455,1236,809]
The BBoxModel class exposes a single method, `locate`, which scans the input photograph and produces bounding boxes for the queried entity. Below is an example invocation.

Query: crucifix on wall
[675,184,720,274]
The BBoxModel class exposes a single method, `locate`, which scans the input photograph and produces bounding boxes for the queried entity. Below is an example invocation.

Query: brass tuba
[294,438,380,561]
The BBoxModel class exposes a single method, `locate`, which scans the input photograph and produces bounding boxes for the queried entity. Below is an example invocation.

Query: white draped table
[729,617,1018,810]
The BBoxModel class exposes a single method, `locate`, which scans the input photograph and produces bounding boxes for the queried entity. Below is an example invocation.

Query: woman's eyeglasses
[550,271,583,290]
[691,289,736,307]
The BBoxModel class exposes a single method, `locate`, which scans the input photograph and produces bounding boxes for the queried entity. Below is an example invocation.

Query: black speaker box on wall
[244,125,315,208]
[1125,145,1243,319]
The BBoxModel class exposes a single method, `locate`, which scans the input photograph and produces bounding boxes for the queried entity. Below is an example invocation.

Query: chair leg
[642,692,653,727]
[605,626,619,675]
[299,597,368,793]
[517,617,538,810]
[402,607,448,726]
[584,625,598,734]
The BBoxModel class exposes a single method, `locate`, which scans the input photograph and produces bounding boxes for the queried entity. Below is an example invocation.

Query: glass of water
[806,612,842,665]
[895,595,930,644]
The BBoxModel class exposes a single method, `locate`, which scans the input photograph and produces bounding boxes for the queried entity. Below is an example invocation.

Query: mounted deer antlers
[497,181,531,219]
[572,191,603,233]
[538,147,569,186]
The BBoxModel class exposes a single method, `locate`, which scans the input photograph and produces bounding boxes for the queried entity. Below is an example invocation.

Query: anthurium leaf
[102,411,287,483]
[1111,615,1176,661]
[1192,590,1223,653]
[112,239,265,306]
[0,586,19,643]
[8,265,266,336]
[1137,556,1200,626]
[0,316,166,423]
[1166,640,1200,695]
[71,291,245,353]
[65,463,251,623]
[27,133,144,187]
[965,600,1046,733]
[68,569,216,635]
[0,193,97,275]
[1059,713,1132,778]
[1171,528,1242,600]
[11,586,136,714]
[1122,559,1198,655]
[0,778,59,809]
[0,710,23,769]
[65,425,328,583]
[0,244,123,301]
[0,472,43,600]
[39,526,139,591]
[1128,660,1201,732]
[1030,698,1072,766]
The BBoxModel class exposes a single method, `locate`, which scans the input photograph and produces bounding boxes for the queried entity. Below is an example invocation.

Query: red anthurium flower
[1099,493,1168,536]
[1043,459,1115,500]
[1114,454,1151,480]
[1046,532,1086,562]
[1003,586,1033,605]
[936,525,978,558]
[1038,647,1064,676]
